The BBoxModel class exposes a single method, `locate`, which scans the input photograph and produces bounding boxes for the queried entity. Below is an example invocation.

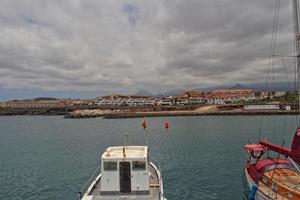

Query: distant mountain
[155,88,185,96]
[195,85,229,92]
[243,82,295,91]
[34,97,57,101]
[192,82,294,93]
[133,82,294,98]
[229,83,251,90]
[133,90,153,96]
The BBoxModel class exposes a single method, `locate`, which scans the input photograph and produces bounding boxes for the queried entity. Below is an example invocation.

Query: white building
[244,105,280,110]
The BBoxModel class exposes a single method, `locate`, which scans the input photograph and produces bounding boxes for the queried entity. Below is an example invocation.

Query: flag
[142,118,147,130]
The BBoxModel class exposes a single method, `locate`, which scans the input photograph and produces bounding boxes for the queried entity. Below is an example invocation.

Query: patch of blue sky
[122,3,140,26]
[21,15,46,27]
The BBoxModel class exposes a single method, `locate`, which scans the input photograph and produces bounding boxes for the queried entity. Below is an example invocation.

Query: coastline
[0,107,70,116]
[102,110,297,119]
[0,105,297,119]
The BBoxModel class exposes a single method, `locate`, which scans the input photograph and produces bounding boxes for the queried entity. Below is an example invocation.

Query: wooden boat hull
[245,168,272,200]
[245,166,300,200]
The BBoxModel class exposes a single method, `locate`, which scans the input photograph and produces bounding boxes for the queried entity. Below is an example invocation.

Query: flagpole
[145,127,148,147]
[145,118,149,147]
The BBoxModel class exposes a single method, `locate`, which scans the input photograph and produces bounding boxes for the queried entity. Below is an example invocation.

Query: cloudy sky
[0,0,296,100]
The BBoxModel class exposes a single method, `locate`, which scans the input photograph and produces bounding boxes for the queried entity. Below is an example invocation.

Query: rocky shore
[0,107,71,116]
[64,105,298,119]
[65,109,118,118]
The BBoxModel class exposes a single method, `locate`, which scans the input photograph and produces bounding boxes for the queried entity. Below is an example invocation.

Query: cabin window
[103,161,117,171]
[132,161,146,171]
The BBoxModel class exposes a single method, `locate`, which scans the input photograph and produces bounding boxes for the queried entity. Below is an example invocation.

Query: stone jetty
[64,105,298,119]
[65,109,117,118]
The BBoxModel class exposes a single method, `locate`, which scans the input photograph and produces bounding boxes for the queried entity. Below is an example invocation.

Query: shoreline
[0,106,297,118]
[102,110,298,119]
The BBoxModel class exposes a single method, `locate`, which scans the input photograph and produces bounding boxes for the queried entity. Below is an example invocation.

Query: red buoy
[164,122,169,129]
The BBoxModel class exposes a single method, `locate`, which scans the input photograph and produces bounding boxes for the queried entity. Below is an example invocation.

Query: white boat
[244,0,300,199]
[78,146,167,200]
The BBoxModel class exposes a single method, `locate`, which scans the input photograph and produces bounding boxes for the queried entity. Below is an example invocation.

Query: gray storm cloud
[0,0,296,93]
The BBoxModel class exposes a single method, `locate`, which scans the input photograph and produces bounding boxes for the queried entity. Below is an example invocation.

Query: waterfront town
[0,88,287,108]
[0,87,295,118]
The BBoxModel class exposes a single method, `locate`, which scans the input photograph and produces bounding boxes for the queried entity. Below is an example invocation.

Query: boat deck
[264,168,300,189]
[83,163,161,200]
[257,168,300,200]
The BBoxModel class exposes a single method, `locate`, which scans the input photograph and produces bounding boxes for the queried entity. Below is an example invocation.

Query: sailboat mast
[293,0,300,114]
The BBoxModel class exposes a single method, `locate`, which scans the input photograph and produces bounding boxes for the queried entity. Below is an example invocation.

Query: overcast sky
[0,0,296,100]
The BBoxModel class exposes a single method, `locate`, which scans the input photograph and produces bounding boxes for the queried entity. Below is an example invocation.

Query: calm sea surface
[0,115,298,200]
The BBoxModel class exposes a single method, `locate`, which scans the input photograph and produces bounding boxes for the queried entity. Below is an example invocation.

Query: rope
[280,58,293,143]
[259,0,281,140]
[270,140,285,181]
[281,58,293,91]
[273,0,281,142]
[293,0,300,126]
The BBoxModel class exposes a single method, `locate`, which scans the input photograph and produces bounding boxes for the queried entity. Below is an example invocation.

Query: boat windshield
[132,161,146,171]
[103,161,117,171]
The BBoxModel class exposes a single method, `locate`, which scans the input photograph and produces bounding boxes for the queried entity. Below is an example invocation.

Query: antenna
[125,133,129,146]
[145,126,149,147]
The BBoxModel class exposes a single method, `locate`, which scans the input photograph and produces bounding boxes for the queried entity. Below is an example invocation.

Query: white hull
[245,168,274,200]
[81,162,166,200]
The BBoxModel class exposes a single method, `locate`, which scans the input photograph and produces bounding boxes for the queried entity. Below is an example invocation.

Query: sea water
[0,115,297,200]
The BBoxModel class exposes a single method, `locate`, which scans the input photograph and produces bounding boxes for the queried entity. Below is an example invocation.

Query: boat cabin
[100,146,150,195]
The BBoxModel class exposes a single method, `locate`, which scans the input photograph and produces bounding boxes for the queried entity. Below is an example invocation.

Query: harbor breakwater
[102,110,297,118]
[0,107,71,116]
[0,105,297,118]
[65,106,298,119]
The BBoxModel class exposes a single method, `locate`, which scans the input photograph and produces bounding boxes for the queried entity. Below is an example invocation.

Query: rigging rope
[293,0,300,126]
[270,140,285,181]
[280,58,294,143]
[281,58,293,91]
[272,0,281,142]
[259,0,281,140]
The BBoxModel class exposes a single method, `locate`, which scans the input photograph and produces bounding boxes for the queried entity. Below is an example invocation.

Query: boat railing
[150,155,161,171]
[77,165,101,200]
[150,155,165,199]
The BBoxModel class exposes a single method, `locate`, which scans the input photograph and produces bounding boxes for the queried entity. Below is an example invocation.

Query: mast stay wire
[259,0,281,140]
[293,0,300,126]
[272,0,281,142]
[281,58,293,91]
[281,57,295,143]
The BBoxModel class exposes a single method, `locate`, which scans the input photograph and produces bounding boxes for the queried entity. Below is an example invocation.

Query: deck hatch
[120,162,131,193]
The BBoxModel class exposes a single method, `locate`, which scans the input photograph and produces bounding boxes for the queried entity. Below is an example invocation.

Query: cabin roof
[244,144,268,151]
[102,146,148,160]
